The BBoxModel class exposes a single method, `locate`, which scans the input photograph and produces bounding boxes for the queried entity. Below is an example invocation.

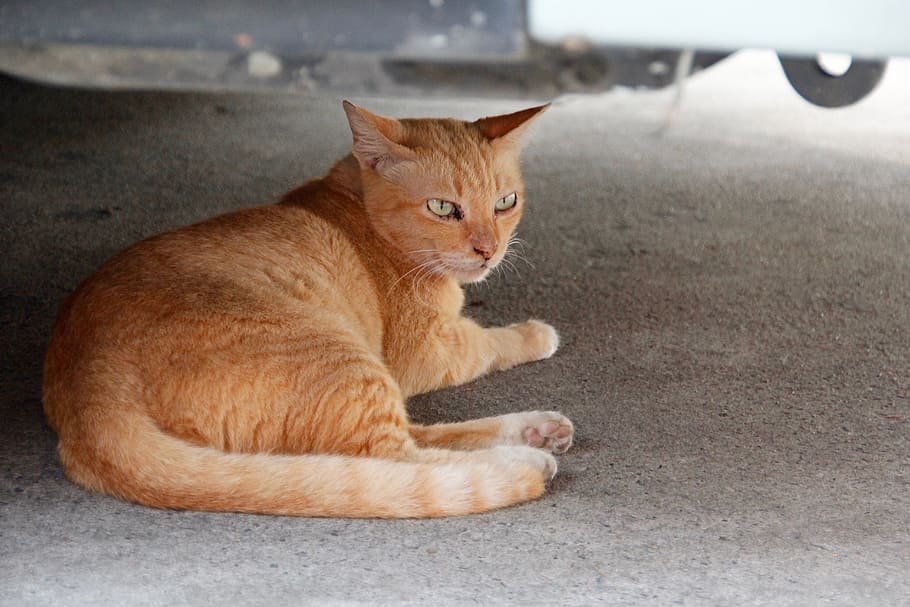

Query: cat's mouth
[408,251,499,284]
[447,257,496,284]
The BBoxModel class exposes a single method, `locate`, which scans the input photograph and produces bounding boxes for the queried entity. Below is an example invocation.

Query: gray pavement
[1,51,909,606]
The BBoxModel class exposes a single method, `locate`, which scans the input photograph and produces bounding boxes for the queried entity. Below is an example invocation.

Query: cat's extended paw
[499,411,574,454]
[493,445,558,481]
[512,319,559,361]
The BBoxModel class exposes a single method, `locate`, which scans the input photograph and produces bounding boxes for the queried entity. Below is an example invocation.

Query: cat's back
[44,186,385,414]
[66,200,356,325]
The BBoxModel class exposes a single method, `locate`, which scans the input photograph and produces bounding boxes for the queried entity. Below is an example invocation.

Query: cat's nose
[474,246,494,261]
[471,236,497,260]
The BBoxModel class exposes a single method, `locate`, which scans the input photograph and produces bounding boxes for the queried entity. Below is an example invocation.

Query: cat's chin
[450,265,493,284]
[462,269,492,284]
[434,255,500,284]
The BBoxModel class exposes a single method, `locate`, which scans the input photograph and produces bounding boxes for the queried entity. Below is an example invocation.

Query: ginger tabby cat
[42,101,574,518]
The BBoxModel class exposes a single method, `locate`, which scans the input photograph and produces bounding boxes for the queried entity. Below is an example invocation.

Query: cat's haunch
[42,101,574,518]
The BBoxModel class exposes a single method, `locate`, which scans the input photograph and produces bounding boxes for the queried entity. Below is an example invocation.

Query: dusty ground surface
[1,52,908,606]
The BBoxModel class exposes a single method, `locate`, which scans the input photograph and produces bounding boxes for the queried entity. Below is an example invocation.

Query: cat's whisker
[417,267,446,305]
[409,268,441,303]
[507,255,534,271]
[506,238,530,258]
[500,256,523,280]
[389,257,439,293]
[505,247,535,270]
[409,258,447,305]
[506,236,529,251]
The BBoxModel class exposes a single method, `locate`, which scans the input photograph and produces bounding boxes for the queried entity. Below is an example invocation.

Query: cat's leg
[279,362,562,468]
[399,317,558,396]
[279,370,559,483]
[280,369,416,459]
[483,319,560,372]
[403,443,557,478]
[409,411,574,454]
[266,343,561,498]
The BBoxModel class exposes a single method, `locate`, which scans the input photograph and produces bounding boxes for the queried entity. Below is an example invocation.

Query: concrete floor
[1,51,908,606]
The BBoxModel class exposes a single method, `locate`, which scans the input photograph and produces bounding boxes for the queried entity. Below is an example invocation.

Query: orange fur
[42,102,574,518]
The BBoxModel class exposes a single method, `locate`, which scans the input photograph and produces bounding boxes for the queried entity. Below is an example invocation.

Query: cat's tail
[55,410,553,518]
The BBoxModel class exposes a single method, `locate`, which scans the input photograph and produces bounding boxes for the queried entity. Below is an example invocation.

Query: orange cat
[42,101,574,518]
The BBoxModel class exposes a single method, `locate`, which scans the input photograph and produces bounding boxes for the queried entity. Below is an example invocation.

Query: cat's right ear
[342,100,416,175]
[474,103,550,148]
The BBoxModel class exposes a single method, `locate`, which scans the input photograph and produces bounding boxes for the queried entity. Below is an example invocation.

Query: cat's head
[343,101,547,284]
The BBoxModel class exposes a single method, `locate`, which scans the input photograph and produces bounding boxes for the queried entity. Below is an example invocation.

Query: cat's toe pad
[523,419,574,454]
[502,411,574,454]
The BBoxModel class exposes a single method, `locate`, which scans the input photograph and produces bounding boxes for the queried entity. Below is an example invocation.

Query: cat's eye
[427,198,457,218]
[495,192,518,212]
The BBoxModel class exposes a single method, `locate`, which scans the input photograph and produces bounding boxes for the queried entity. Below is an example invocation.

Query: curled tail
[56,410,552,518]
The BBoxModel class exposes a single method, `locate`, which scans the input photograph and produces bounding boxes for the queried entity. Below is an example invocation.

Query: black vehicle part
[0,0,727,97]
[0,0,526,58]
[778,54,888,108]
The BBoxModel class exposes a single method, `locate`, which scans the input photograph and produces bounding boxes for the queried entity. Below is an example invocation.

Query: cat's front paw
[512,319,559,361]
[499,411,574,454]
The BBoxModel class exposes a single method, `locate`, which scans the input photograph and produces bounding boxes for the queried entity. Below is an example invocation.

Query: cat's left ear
[474,103,550,148]
[342,100,416,175]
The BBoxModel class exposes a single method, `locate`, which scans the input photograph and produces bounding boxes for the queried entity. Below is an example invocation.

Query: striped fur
[42,102,573,518]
